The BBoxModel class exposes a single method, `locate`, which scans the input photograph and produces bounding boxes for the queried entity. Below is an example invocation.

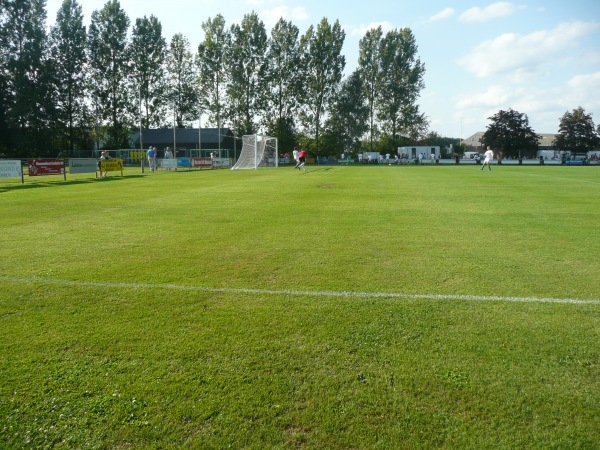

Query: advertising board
[0,160,22,178]
[69,158,98,174]
[28,159,65,176]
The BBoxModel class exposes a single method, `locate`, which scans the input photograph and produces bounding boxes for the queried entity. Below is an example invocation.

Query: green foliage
[420,131,461,156]
[482,108,540,159]
[299,18,346,156]
[166,33,198,128]
[3,2,599,158]
[1,0,53,155]
[325,70,368,154]
[130,15,167,129]
[197,15,229,130]
[265,19,302,132]
[554,106,600,155]
[358,27,427,152]
[88,0,132,148]
[378,28,427,141]
[49,0,88,155]
[227,12,269,136]
[358,26,383,152]
[266,116,297,152]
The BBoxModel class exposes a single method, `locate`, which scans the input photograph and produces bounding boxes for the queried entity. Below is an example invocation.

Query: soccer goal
[231,134,278,170]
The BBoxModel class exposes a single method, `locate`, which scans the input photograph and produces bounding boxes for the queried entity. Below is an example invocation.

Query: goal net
[231,134,278,170]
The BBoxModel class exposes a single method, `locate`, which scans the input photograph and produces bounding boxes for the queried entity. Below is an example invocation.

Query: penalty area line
[1,276,599,305]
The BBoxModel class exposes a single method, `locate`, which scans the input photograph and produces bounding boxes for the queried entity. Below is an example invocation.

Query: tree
[197,14,229,140]
[88,0,131,149]
[420,131,459,157]
[481,109,540,159]
[299,18,345,157]
[377,28,427,145]
[2,0,53,155]
[265,18,302,148]
[553,107,599,156]
[325,70,368,156]
[49,0,88,154]
[358,26,383,152]
[130,15,166,129]
[165,33,198,128]
[0,0,12,154]
[227,11,268,136]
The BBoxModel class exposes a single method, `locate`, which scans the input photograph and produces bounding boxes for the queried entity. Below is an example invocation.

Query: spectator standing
[164,147,173,171]
[147,146,157,172]
[99,150,110,177]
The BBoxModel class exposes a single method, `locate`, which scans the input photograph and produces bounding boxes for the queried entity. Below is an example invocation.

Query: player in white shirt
[481,146,494,171]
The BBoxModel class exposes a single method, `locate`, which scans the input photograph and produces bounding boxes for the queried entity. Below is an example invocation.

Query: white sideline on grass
[1,276,599,305]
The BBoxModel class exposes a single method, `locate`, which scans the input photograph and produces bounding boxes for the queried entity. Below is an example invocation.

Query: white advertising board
[0,160,22,178]
[161,159,178,169]
[69,158,98,174]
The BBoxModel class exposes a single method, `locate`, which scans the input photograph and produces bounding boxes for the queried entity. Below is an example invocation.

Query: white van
[463,151,480,160]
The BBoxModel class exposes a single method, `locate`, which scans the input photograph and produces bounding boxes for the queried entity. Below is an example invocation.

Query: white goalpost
[231,134,278,170]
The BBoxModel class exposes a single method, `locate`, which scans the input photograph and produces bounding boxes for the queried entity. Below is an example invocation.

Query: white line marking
[1,276,598,305]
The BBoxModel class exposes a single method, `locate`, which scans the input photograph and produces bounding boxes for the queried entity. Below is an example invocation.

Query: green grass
[1,165,599,448]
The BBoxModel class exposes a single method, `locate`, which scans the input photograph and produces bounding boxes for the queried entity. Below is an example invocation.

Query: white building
[397,146,440,159]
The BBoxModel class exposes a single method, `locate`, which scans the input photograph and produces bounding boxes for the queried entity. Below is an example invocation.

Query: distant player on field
[293,147,300,168]
[297,149,307,172]
[481,146,494,171]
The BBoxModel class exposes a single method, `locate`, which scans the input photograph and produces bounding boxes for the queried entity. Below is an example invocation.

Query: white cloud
[346,21,395,38]
[459,2,520,22]
[563,71,600,110]
[245,0,273,6]
[568,71,600,90]
[456,85,513,109]
[458,20,600,78]
[454,71,600,134]
[259,5,309,27]
[290,7,309,21]
[429,8,454,22]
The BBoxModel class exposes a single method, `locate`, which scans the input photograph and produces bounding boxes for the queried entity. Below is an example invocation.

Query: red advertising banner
[191,157,213,168]
[28,159,65,177]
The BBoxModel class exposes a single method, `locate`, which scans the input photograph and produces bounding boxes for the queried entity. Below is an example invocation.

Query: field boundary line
[1,276,599,305]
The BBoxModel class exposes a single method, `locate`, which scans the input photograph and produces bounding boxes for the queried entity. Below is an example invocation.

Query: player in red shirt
[297,149,307,172]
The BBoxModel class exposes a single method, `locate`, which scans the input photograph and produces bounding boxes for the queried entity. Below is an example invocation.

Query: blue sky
[45,0,600,139]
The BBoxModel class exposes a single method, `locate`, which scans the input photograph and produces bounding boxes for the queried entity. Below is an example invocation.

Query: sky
[44,0,600,139]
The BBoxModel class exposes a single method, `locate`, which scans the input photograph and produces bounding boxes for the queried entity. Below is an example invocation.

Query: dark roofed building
[131,128,235,157]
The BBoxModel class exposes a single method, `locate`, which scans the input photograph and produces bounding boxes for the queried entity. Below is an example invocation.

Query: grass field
[1,164,599,448]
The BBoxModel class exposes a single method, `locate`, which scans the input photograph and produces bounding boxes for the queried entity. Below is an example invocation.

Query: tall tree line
[0,0,427,157]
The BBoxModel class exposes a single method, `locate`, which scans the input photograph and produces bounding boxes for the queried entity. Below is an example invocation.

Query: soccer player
[293,147,300,168]
[481,146,494,171]
[297,149,307,171]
